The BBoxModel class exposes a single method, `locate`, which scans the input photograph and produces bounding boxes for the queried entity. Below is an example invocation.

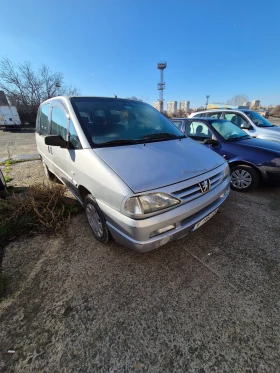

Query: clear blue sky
[1,0,280,108]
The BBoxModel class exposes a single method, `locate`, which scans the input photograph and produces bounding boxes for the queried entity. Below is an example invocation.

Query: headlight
[124,193,180,217]
[223,163,230,179]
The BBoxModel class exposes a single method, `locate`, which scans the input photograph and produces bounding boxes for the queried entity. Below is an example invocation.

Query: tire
[230,165,259,192]
[84,194,111,244]
[42,160,56,182]
[0,169,7,191]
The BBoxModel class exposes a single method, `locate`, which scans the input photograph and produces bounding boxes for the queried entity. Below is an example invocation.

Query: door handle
[48,146,52,154]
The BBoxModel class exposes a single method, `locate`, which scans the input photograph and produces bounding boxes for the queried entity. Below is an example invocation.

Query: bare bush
[0,183,81,244]
[226,94,249,106]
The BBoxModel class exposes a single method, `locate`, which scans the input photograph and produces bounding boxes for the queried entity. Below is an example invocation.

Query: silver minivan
[36,96,230,252]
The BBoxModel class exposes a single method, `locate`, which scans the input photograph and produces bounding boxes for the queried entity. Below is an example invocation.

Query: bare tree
[125,96,143,102]
[226,94,249,106]
[0,57,79,124]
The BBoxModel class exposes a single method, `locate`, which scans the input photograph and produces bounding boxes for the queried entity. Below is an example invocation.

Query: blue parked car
[171,118,280,192]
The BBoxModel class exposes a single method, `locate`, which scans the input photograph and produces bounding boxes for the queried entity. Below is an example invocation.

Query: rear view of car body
[0,106,21,130]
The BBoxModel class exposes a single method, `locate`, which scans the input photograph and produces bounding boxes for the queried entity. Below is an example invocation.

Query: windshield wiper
[99,139,142,146]
[141,133,184,141]
[227,135,251,141]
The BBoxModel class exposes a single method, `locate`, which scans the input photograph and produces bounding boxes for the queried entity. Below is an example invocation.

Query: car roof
[40,96,144,105]
[192,109,255,114]
[173,117,229,123]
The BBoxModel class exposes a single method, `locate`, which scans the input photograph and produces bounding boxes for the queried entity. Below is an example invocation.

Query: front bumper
[98,176,230,252]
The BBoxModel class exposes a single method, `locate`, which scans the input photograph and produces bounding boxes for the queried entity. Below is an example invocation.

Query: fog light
[150,224,176,238]
[220,187,230,198]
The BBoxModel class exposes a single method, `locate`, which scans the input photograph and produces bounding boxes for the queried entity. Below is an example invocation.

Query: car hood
[258,126,280,136]
[234,138,280,153]
[265,126,280,132]
[94,138,225,193]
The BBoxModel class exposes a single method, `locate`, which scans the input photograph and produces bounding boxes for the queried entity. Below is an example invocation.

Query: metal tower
[157,62,167,112]
[206,95,210,108]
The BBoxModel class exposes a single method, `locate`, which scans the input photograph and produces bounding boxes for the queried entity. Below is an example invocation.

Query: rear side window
[39,104,49,135]
[51,106,68,140]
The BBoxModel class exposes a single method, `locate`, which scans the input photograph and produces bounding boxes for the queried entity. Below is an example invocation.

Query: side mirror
[45,135,67,148]
[204,139,219,146]
[241,123,250,130]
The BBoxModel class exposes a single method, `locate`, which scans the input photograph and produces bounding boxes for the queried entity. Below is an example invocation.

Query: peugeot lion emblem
[199,179,211,193]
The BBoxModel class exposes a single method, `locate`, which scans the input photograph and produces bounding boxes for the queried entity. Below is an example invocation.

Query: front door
[49,105,71,184]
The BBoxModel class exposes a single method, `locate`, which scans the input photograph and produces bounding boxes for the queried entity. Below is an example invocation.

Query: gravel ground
[0,130,38,161]
[0,160,280,372]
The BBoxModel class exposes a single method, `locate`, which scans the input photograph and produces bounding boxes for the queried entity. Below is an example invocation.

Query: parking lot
[0,120,280,372]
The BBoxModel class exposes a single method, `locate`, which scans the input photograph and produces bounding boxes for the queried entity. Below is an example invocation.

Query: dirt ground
[0,160,280,372]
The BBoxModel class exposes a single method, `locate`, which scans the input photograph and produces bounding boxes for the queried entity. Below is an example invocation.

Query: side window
[187,121,213,142]
[36,108,41,133]
[51,106,68,140]
[225,113,248,128]
[69,121,82,149]
[171,120,183,130]
[39,104,49,136]
[205,112,222,119]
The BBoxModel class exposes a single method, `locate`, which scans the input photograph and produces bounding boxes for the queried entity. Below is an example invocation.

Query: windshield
[246,111,274,127]
[70,98,185,147]
[211,120,251,141]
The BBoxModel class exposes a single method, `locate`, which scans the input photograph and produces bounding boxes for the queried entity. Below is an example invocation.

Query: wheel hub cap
[86,204,103,237]
[231,169,252,189]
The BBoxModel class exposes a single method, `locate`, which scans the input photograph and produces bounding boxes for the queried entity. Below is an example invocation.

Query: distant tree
[163,111,172,119]
[0,57,79,124]
[226,94,249,106]
[175,109,183,118]
[125,96,143,101]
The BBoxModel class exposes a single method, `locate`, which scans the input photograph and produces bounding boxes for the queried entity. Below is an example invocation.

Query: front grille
[171,170,224,203]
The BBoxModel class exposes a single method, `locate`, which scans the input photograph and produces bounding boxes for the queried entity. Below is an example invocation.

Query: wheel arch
[78,185,92,203]
[228,160,263,180]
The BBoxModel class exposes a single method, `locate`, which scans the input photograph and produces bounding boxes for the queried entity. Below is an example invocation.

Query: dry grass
[0,183,81,241]
[0,183,82,296]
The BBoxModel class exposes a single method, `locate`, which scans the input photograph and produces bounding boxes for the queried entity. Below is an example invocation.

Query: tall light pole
[206,95,210,109]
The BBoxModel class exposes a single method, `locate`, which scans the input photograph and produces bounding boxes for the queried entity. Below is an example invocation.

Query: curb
[0,154,40,163]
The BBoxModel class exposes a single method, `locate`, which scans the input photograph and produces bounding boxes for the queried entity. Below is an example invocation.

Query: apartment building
[179,101,190,113]
[167,101,177,115]
[153,101,161,111]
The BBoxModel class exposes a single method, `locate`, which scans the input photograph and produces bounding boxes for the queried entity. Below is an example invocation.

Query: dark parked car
[171,118,280,192]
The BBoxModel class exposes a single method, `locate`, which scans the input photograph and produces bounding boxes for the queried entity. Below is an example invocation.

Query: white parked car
[189,109,280,143]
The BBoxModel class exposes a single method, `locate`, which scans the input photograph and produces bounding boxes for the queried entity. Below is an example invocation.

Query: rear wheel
[230,165,259,192]
[84,194,110,243]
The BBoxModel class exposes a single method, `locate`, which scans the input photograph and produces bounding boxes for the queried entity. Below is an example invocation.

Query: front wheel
[84,195,110,243]
[230,165,259,192]
[42,160,56,182]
